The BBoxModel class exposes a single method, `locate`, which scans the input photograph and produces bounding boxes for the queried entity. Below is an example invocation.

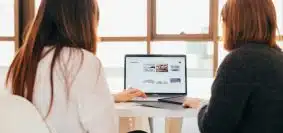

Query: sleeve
[76,56,118,133]
[197,50,259,133]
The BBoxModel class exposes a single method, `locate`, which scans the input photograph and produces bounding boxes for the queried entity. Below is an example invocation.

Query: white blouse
[27,47,118,133]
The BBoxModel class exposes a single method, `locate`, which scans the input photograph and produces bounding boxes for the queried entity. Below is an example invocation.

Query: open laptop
[124,54,187,102]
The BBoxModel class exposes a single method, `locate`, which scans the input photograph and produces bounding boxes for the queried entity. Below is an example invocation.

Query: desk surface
[115,102,199,118]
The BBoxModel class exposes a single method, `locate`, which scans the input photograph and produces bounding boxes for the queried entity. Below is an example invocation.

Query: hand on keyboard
[114,88,147,102]
[182,98,201,109]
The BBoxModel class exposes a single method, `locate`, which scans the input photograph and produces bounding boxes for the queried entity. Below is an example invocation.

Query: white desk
[115,102,203,133]
[115,102,198,118]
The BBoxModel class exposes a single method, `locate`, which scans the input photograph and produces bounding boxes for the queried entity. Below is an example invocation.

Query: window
[274,0,283,34]
[97,41,214,94]
[218,42,228,67]
[0,1,14,36]
[35,0,40,12]
[27,0,283,131]
[276,41,283,49]
[0,41,15,66]
[97,0,147,37]
[35,0,147,37]
[30,0,283,95]
[156,0,210,34]
[151,41,213,97]
[96,42,147,91]
[218,0,225,37]
[0,0,17,67]
[151,41,213,77]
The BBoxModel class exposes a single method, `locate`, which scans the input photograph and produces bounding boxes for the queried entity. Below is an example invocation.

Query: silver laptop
[124,54,187,102]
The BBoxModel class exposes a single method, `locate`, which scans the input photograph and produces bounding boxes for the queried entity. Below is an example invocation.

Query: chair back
[0,94,51,133]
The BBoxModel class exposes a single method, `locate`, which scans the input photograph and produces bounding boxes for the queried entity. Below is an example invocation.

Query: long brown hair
[221,0,277,51]
[6,0,99,118]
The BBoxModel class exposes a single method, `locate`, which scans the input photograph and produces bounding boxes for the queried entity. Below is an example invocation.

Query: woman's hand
[182,98,201,109]
[114,88,147,103]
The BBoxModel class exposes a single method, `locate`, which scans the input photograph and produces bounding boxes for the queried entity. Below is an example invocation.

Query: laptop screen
[125,55,186,94]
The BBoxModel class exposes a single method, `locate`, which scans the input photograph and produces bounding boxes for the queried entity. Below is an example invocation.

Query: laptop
[124,54,187,102]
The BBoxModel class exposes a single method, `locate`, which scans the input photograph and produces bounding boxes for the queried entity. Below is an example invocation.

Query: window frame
[152,0,214,40]
[29,0,283,77]
[0,0,36,53]
[0,0,19,51]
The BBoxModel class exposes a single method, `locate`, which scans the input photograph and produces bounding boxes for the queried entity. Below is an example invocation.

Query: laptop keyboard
[132,97,168,102]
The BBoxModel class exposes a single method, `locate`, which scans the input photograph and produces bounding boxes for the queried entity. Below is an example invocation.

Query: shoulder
[218,49,252,75]
[224,43,282,62]
[221,47,270,68]
[217,46,276,83]
[70,49,104,80]
[80,49,102,69]
[218,48,262,75]
[225,48,260,61]
[81,49,101,63]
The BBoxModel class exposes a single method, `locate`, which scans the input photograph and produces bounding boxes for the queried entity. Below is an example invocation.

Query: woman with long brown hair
[184,0,283,133]
[5,0,118,133]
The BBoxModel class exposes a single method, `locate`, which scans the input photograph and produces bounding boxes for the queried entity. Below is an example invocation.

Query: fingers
[126,88,140,93]
[127,88,146,96]
[131,91,145,97]
[140,92,147,98]
[129,90,147,98]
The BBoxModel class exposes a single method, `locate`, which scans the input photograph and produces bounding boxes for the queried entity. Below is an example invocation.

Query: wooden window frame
[98,0,219,76]
[26,0,283,77]
[0,0,19,51]
[150,0,214,41]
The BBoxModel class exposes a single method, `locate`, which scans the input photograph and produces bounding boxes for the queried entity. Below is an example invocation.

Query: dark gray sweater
[198,42,283,133]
